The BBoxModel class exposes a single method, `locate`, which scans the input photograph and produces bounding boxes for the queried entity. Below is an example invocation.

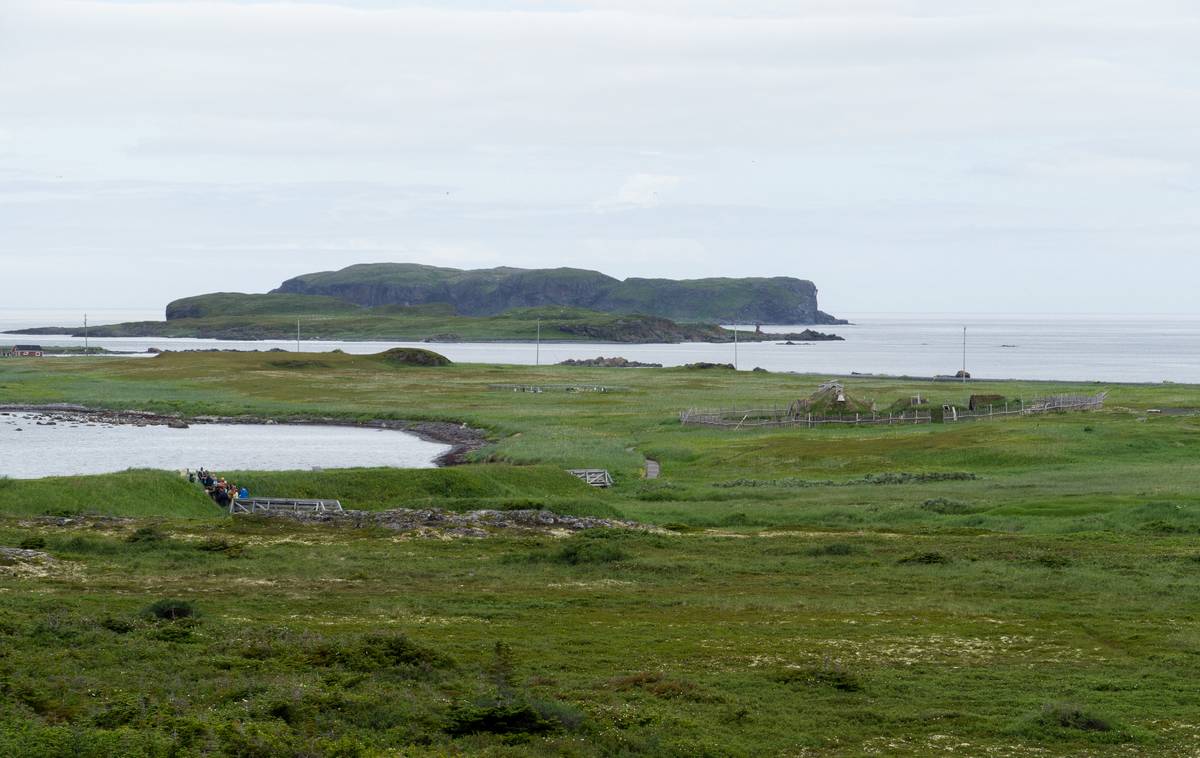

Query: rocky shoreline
[0,405,488,467]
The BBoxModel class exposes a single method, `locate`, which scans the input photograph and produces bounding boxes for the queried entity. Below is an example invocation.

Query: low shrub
[312,632,449,672]
[18,535,46,550]
[196,537,246,558]
[126,527,166,544]
[608,671,704,700]
[1033,553,1071,569]
[808,542,855,557]
[446,699,573,737]
[1032,702,1114,732]
[921,498,979,515]
[718,512,753,527]
[99,616,135,634]
[552,541,628,565]
[773,662,864,692]
[660,522,700,533]
[143,599,197,621]
[898,551,951,565]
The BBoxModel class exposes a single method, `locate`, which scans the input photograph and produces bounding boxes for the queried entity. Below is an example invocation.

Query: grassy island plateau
[1,352,1199,756]
[11,264,846,344]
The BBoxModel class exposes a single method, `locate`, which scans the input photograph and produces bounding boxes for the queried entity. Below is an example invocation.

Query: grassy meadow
[2,352,1200,756]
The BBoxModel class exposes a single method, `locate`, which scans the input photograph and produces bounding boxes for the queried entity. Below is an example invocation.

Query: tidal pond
[0,412,451,479]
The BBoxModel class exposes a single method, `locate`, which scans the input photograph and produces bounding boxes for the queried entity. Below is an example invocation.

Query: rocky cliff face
[272,263,843,325]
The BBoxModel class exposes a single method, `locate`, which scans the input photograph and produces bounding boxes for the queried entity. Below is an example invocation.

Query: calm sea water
[0,412,450,479]
[1,309,1197,384]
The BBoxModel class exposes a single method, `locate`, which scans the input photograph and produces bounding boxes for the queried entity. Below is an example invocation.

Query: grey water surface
[0,412,450,479]
[2,310,1199,383]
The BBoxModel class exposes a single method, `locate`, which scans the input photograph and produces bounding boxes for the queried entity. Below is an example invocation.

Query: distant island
[14,263,846,344]
[270,263,846,325]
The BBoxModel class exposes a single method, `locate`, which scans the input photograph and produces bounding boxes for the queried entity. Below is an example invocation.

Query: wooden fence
[489,384,622,394]
[679,408,933,429]
[681,392,1107,430]
[944,392,1107,423]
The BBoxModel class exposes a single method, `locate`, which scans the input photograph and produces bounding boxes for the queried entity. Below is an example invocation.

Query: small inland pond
[0,411,452,478]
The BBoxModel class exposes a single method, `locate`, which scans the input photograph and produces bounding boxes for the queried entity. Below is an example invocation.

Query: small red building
[11,345,44,357]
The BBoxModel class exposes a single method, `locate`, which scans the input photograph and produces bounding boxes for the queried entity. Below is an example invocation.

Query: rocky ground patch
[237,507,659,538]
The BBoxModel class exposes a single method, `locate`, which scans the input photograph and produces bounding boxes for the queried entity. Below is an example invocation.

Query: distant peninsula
[14,264,846,344]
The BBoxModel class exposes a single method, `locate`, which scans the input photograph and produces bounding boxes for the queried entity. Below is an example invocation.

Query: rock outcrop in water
[558,356,663,368]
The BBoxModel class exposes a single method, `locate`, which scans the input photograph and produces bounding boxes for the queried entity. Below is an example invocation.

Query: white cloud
[604,174,682,209]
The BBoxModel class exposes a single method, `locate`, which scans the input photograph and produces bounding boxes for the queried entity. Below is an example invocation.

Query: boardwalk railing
[568,469,614,488]
[679,408,933,429]
[230,498,344,515]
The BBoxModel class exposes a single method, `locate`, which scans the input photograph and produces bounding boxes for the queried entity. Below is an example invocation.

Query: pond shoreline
[0,404,488,467]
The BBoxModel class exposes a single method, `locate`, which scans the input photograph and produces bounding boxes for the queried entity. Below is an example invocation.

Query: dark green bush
[99,616,135,634]
[1033,702,1113,732]
[808,542,855,557]
[196,537,246,558]
[312,633,449,672]
[143,599,196,621]
[18,535,46,550]
[898,551,951,565]
[126,526,166,544]
[445,700,564,737]
[921,498,978,515]
[773,662,864,692]
[552,541,628,565]
[1033,553,1071,568]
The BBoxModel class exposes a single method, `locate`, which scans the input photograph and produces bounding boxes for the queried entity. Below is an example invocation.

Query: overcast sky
[2,0,1198,315]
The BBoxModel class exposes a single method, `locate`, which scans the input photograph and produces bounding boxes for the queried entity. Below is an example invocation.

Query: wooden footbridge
[568,469,614,488]
[229,498,344,515]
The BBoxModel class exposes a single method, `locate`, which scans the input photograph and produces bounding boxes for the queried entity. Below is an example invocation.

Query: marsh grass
[3,355,1200,753]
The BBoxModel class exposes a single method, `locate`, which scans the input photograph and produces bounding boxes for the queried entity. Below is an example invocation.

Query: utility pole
[962,326,967,384]
[296,318,301,353]
[84,313,88,355]
[536,319,541,366]
[733,326,739,370]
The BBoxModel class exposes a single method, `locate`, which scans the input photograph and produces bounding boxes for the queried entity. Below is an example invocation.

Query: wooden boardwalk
[568,469,614,488]
[644,459,660,480]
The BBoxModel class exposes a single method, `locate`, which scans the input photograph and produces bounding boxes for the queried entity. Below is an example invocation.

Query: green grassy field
[1,354,1199,756]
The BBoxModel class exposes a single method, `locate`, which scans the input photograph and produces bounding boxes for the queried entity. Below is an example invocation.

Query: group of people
[187,468,248,508]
